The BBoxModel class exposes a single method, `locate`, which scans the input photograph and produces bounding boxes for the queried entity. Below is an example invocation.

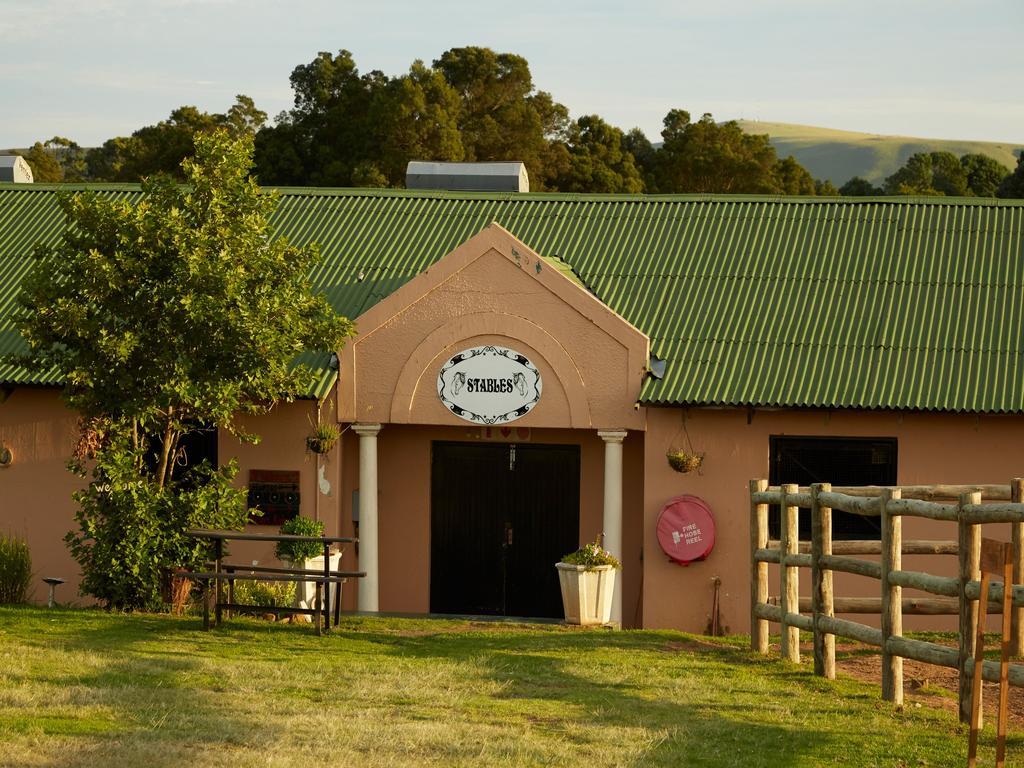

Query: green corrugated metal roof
[2,183,1024,412]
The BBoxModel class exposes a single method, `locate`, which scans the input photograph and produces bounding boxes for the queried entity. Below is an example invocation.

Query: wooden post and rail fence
[749,478,1024,724]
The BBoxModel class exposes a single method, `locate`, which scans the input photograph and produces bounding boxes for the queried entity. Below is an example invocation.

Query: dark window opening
[144,423,219,488]
[769,435,897,541]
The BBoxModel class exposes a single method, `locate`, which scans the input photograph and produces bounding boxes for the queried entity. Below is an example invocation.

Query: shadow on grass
[318,625,842,766]
[1,607,289,768]
[321,623,986,765]
[2,608,984,766]
[487,651,824,767]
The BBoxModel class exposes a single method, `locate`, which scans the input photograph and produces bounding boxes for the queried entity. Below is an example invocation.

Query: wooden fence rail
[749,478,1024,724]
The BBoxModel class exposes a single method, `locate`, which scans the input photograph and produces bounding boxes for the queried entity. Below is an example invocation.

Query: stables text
[467,377,514,393]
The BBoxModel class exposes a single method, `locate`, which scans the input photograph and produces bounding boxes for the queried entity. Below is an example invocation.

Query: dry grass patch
[0,607,1007,767]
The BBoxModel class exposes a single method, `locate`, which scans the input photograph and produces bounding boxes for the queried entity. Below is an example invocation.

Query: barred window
[768,435,897,541]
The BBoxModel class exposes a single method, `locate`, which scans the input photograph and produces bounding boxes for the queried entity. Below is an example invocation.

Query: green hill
[736,120,1022,187]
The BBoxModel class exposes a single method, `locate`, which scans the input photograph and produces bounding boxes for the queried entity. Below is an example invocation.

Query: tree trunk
[156,411,176,489]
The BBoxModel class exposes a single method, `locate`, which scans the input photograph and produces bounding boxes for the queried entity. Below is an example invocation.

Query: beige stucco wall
[331,423,645,623]
[0,387,84,601]
[641,406,1023,634]
[219,397,339,568]
[339,225,648,432]
[4,388,1023,636]
[0,388,331,605]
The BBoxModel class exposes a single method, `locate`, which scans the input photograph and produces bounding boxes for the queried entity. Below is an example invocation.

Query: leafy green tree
[87,96,266,182]
[12,132,354,609]
[254,50,388,186]
[997,153,1024,198]
[840,177,883,196]
[654,111,789,194]
[815,179,840,196]
[622,128,658,191]
[774,156,816,195]
[529,90,573,189]
[555,115,644,193]
[85,135,134,181]
[23,142,64,183]
[118,105,218,180]
[884,153,936,195]
[434,47,570,190]
[370,60,465,185]
[884,151,968,196]
[960,153,1009,197]
[50,137,89,181]
[21,137,89,182]
[256,47,573,190]
[252,118,307,186]
[350,160,389,188]
[930,152,970,196]
[221,95,268,139]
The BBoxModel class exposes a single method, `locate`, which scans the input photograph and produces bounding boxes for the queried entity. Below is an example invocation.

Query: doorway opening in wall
[768,435,897,541]
[430,441,581,619]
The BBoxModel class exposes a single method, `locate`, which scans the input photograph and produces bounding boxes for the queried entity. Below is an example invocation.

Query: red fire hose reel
[656,495,716,565]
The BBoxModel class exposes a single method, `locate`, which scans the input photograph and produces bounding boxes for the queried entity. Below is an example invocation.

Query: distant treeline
[13,47,1024,198]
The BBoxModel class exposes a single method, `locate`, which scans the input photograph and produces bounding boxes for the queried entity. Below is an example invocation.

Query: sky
[1,0,1022,148]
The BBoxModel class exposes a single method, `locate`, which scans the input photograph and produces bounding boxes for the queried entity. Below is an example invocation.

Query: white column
[598,429,627,626]
[354,423,382,612]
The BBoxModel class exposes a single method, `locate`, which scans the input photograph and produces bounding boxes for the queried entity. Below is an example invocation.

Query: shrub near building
[0,533,32,604]
[9,132,354,610]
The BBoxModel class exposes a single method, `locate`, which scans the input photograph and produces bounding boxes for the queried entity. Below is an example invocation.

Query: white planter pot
[556,563,616,625]
[285,552,342,620]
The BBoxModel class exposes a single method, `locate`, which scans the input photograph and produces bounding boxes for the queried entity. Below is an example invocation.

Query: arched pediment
[338,224,648,430]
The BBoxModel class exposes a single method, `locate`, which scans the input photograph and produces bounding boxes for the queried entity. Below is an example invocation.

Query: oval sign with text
[437,346,542,425]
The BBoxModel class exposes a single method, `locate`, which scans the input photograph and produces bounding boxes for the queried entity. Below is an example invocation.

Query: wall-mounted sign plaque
[438,345,542,425]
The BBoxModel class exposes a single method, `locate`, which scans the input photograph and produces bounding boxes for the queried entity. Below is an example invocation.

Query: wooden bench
[182,529,366,635]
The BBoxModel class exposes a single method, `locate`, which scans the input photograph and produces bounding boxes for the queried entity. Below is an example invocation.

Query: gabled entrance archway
[337,223,649,623]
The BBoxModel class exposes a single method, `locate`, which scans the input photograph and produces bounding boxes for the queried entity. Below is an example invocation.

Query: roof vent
[0,155,33,183]
[406,161,529,193]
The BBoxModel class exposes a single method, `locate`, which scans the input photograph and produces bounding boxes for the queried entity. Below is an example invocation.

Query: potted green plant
[275,516,340,619]
[556,536,621,626]
[306,422,340,454]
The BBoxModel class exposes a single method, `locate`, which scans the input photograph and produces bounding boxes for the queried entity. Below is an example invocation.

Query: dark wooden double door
[430,441,580,618]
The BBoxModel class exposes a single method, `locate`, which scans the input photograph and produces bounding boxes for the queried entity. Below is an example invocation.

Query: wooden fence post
[1011,478,1024,657]
[958,491,982,724]
[750,479,769,654]
[811,483,835,679]
[881,488,903,704]
[780,483,800,664]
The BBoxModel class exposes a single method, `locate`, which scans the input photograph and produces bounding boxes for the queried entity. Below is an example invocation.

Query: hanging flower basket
[666,449,703,474]
[306,423,340,455]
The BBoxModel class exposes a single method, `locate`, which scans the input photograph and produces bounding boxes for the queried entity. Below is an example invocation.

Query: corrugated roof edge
[637,396,1024,415]
[6,378,1021,415]
[3,181,1024,207]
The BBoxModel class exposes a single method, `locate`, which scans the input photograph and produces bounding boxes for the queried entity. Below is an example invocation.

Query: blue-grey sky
[1,0,1022,147]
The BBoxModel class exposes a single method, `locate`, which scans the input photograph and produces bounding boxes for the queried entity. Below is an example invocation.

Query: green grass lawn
[0,607,1005,767]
